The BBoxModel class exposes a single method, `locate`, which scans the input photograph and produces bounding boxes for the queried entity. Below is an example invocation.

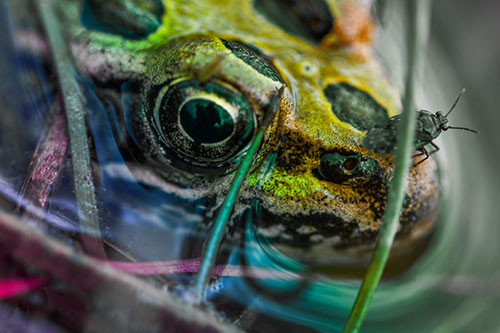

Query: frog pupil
[179,99,234,144]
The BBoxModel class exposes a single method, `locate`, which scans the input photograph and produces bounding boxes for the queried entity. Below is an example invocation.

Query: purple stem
[24,109,68,208]
[0,277,45,298]
[103,258,293,280]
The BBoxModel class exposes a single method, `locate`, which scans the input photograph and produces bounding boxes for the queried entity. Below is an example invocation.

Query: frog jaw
[252,159,439,241]
[246,152,439,278]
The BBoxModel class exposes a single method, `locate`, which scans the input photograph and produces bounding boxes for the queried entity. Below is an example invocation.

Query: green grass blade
[343,0,433,331]
[37,0,105,257]
[192,88,283,303]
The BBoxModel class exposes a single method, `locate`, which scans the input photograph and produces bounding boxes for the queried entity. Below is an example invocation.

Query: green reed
[192,88,283,303]
[343,0,433,331]
[37,0,105,257]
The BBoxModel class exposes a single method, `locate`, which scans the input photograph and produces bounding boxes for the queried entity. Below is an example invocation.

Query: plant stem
[343,0,432,331]
[192,89,283,303]
[37,0,105,257]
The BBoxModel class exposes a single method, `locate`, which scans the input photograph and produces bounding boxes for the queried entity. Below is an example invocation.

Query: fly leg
[412,147,428,166]
[429,141,440,154]
[414,142,440,166]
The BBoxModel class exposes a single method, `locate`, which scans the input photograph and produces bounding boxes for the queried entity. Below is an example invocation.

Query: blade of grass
[37,0,105,257]
[192,88,284,303]
[343,0,432,331]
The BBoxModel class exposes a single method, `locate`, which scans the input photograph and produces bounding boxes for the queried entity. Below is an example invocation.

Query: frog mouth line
[253,201,438,251]
[255,207,378,250]
[251,205,438,279]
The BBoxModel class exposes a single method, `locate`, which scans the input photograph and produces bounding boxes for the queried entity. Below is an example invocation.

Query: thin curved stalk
[192,88,283,303]
[37,0,105,257]
[343,0,432,331]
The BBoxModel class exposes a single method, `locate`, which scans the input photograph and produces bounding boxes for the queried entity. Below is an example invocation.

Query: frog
[58,0,440,277]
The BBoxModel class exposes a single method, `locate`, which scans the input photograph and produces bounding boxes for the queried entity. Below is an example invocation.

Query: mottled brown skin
[249,98,440,276]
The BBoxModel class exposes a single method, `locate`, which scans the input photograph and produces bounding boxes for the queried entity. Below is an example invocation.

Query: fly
[362,89,478,164]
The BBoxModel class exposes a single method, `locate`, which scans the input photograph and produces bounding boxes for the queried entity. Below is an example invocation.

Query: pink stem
[103,258,292,280]
[0,278,45,299]
[24,110,68,208]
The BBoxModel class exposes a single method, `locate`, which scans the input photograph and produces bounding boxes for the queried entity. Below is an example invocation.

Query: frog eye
[317,152,377,184]
[253,0,334,44]
[152,79,255,167]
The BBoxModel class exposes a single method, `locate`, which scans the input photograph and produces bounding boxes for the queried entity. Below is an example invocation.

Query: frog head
[68,0,440,276]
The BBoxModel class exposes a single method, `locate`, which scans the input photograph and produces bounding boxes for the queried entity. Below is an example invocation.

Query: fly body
[363,89,477,163]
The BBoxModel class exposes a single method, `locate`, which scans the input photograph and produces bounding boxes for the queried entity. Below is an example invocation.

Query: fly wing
[414,129,435,148]
[362,127,398,153]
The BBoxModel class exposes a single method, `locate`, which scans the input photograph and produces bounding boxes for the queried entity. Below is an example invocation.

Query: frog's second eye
[153,80,255,167]
[317,151,377,184]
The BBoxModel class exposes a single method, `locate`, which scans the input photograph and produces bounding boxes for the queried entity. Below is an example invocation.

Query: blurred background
[363,0,500,330]
[430,1,500,329]
[434,0,500,161]
[392,0,500,330]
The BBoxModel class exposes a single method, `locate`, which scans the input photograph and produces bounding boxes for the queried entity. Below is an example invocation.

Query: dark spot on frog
[253,0,334,44]
[324,82,389,131]
[81,0,164,39]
